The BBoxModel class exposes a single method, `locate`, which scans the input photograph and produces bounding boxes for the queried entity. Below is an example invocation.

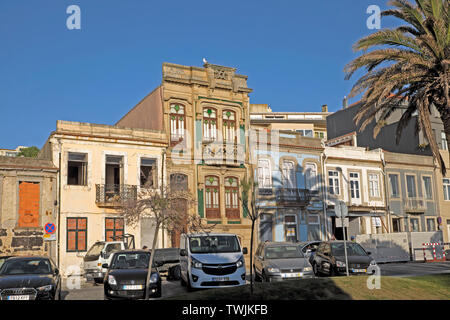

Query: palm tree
[345,0,449,174]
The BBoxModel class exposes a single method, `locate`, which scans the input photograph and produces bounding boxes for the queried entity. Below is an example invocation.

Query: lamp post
[335,167,350,277]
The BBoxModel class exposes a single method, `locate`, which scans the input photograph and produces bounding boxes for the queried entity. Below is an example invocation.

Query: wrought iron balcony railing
[403,197,427,212]
[95,184,137,207]
[275,188,312,206]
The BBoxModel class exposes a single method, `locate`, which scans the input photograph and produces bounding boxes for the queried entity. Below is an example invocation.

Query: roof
[0,156,57,171]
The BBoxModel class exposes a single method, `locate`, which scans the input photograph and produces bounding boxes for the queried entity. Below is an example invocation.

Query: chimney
[321,104,328,113]
[343,96,348,109]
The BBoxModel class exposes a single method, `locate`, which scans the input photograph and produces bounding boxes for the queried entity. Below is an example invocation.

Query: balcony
[403,198,427,212]
[95,184,137,208]
[258,188,274,196]
[275,188,312,207]
[202,142,245,166]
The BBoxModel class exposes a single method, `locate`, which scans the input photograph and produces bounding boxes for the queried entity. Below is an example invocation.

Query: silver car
[253,242,314,282]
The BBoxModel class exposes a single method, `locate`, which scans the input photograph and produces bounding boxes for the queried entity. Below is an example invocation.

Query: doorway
[105,155,123,200]
[170,173,188,248]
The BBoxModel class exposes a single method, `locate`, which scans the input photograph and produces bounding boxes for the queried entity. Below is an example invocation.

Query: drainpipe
[161,149,166,248]
[57,140,62,269]
[381,150,391,233]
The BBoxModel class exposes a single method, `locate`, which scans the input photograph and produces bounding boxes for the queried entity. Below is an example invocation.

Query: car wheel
[180,274,187,287]
[253,266,261,282]
[172,265,181,281]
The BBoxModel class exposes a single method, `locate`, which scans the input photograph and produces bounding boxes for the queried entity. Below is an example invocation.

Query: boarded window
[18,182,40,228]
[105,218,124,242]
[67,217,87,252]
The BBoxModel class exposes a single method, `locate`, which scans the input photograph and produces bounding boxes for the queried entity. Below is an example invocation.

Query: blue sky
[0,0,398,149]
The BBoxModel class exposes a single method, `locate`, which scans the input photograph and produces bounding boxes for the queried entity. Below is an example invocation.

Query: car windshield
[86,242,105,257]
[189,236,241,254]
[0,258,52,275]
[0,257,11,270]
[110,252,150,269]
[264,246,304,259]
[331,243,367,256]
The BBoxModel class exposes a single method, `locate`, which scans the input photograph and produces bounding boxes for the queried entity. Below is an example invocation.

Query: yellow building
[40,120,168,276]
[435,150,450,243]
[116,62,255,261]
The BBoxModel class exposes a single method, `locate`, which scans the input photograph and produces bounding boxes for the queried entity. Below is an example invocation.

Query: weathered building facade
[0,156,58,260]
[40,120,168,275]
[116,62,254,259]
[252,130,325,243]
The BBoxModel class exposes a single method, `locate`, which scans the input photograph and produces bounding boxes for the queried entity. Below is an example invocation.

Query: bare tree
[120,184,212,299]
[240,177,261,295]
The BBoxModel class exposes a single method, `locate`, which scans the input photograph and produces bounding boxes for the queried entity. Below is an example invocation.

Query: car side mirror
[367,251,372,255]
[54,268,59,275]
[102,263,109,269]
[243,247,248,255]
[180,249,187,257]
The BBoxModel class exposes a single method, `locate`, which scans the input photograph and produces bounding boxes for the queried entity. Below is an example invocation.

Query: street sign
[335,200,348,218]
[43,233,56,241]
[336,218,349,228]
[44,223,56,234]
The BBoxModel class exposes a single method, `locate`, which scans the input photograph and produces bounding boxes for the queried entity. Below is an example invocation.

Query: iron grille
[96,184,137,205]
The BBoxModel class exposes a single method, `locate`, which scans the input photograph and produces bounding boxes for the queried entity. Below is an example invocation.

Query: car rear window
[264,246,304,259]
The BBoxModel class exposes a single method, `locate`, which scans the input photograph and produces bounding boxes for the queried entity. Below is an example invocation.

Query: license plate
[7,295,30,300]
[352,269,366,273]
[212,277,229,282]
[282,273,303,278]
[123,285,143,290]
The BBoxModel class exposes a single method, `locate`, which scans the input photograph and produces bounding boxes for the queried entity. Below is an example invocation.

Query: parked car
[179,233,247,290]
[298,241,322,265]
[103,250,163,300]
[445,249,450,261]
[312,241,377,277]
[83,234,135,284]
[154,248,181,280]
[0,256,61,300]
[253,242,314,282]
[0,256,14,270]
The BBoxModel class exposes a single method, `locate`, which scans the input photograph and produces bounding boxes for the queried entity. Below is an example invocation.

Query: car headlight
[108,275,117,285]
[336,261,346,268]
[303,267,312,272]
[191,257,202,269]
[370,260,377,266]
[37,285,53,292]
[150,273,159,283]
[236,257,245,268]
[267,267,280,273]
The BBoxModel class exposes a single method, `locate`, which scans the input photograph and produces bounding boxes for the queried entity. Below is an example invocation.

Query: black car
[0,256,61,300]
[312,241,377,277]
[103,250,163,300]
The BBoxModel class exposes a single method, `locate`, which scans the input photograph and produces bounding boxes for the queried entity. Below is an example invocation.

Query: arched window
[205,176,220,218]
[225,177,239,219]
[170,104,185,145]
[203,107,217,141]
[281,160,296,189]
[305,162,317,191]
[222,110,236,142]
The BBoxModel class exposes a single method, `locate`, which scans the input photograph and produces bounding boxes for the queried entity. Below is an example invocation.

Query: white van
[179,233,248,289]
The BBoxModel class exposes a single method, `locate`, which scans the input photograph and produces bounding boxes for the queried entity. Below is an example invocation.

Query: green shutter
[198,189,204,218]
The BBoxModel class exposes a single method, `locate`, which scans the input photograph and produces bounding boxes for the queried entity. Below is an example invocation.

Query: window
[140,158,156,188]
[105,218,124,242]
[369,174,380,198]
[67,152,87,186]
[203,108,217,141]
[410,218,420,232]
[222,110,236,142]
[67,217,87,252]
[205,176,220,218]
[441,131,448,150]
[422,176,432,200]
[392,218,402,232]
[225,177,239,219]
[305,163,317,190]
[426,218,436,232]
[406,175,417,198]
[328,170,340,195]
[443,179,450,201]
[18,181,40,228]
[349,172,360,199]
[307,215,320,241]
[170,104,185,144]
[314,131,325,139]
[281,160,296,189]
[389,174,400,198]
[284,215,298,242]
[296,129,313,137]
[258,159,272,189]
[105,155,123,198]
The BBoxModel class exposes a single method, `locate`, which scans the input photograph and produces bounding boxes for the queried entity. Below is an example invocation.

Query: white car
[179,233,248,290]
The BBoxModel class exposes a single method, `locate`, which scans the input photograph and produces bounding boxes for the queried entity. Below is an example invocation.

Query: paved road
[62,262,450,300]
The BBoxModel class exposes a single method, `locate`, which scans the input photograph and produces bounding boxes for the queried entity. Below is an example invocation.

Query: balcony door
[105,155,124,199]
[282,160,296,197]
